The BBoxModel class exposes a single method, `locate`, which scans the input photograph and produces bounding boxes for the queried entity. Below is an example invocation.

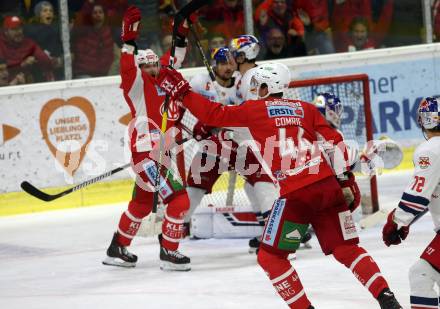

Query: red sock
[161,193,189,251]
[333,245,389,298]
[117,200,151,246]
[257,247,312,309]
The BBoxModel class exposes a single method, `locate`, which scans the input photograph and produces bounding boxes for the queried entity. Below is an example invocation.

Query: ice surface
[0,170,436,309]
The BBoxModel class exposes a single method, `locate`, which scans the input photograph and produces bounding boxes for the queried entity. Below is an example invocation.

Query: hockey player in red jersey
[156,62,402,308]
[382,97,440,309]
[102,6,191,271]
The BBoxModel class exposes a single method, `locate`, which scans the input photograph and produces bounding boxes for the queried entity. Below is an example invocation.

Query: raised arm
[119,6,142,93]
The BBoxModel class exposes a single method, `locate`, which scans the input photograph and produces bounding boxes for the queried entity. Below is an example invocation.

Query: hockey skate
[102,233,137,268]
[248,236,261,254]
[158,234,191,271]
[377,288,402,309]
[300,232,313,249]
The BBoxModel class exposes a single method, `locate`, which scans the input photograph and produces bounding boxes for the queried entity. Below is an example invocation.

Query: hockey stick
[360,205,430,229]
[152,0,207,213]
[21,163,130,202]
[21,136,191,202]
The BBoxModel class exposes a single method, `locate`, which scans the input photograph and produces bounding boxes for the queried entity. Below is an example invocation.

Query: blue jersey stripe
[402,192,430,206]
[410,295,439,306]
[398,202,423,216]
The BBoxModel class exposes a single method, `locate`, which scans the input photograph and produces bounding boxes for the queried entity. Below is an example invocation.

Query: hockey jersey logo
[419,156,431,169]
[160,100,181,121]
[267,105,304,118]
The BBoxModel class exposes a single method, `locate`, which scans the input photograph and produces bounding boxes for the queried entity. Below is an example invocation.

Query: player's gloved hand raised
[174,13,198,38]
[338,172,361,212]
[382,209,409,247]
[158,67,190,99]
[121,6,141,43]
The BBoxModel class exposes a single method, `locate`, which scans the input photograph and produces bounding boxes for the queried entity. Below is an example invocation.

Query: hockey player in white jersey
[382,97,440,309]
[183,47,242,231]
[229,34,260,102]
[189,47,240,105]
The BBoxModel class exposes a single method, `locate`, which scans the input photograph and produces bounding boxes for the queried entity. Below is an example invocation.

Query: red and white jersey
[189,72,241,105]
[394,136,440,232]
[181,91,347,196]
[236,66,259,103]
[120,44,186,152]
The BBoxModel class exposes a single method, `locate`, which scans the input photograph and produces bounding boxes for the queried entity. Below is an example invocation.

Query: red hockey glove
[382,209,409,247]
[338,172,361,212]
[121,6,141,43]
[174,13,198,38]
[192,121,213,141]
[157,67,190,99]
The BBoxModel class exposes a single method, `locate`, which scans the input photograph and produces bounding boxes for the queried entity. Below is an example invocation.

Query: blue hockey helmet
[313,92,343,128]
[418,97,440,131]
[211,47,233,67]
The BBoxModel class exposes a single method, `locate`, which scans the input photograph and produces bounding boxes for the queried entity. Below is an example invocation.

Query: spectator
[208,34,227,51]
[383,0,422,47]
[264,27,305,59]
[370,0,394,47]
[73,0,128,46]
[204,0,245,41]
[0,57,25,86]
[330,0,372,52]
[71,3,114,78]
[345,17,376,51]
[0,16,53,83]
[294,0,335,54]
[255,0,305,50]
[24,1,63,80]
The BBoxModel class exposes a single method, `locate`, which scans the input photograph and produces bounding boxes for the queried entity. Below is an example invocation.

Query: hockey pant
[116,152,189,251]
[258,176,389,308]
[185,137,276,224]
[410,233,440,309]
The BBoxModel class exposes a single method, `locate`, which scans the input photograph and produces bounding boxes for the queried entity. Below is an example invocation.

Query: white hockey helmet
[229,35,260,61]
[136,49,159,67]
[250,62,291,99]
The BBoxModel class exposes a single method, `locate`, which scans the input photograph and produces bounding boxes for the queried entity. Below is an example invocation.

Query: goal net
[286,74,379,214]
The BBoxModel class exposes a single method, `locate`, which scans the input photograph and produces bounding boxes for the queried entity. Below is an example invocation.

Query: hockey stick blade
[21,181,60,201]
[21,163,131,202]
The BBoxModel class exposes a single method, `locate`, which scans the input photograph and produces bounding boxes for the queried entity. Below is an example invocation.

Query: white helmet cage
[136,49,159,67]
[250,62,291,99]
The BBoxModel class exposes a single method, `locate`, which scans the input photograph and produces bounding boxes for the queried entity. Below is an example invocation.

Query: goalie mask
[229,35,260,61]
[249,62,290,99]
[314,93,343,128]
[418,97,440,131]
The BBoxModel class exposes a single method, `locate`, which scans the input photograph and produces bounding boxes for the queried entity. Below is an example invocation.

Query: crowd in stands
[0,0,433,86]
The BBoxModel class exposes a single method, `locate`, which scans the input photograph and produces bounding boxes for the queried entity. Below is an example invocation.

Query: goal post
[287,73,379,214]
